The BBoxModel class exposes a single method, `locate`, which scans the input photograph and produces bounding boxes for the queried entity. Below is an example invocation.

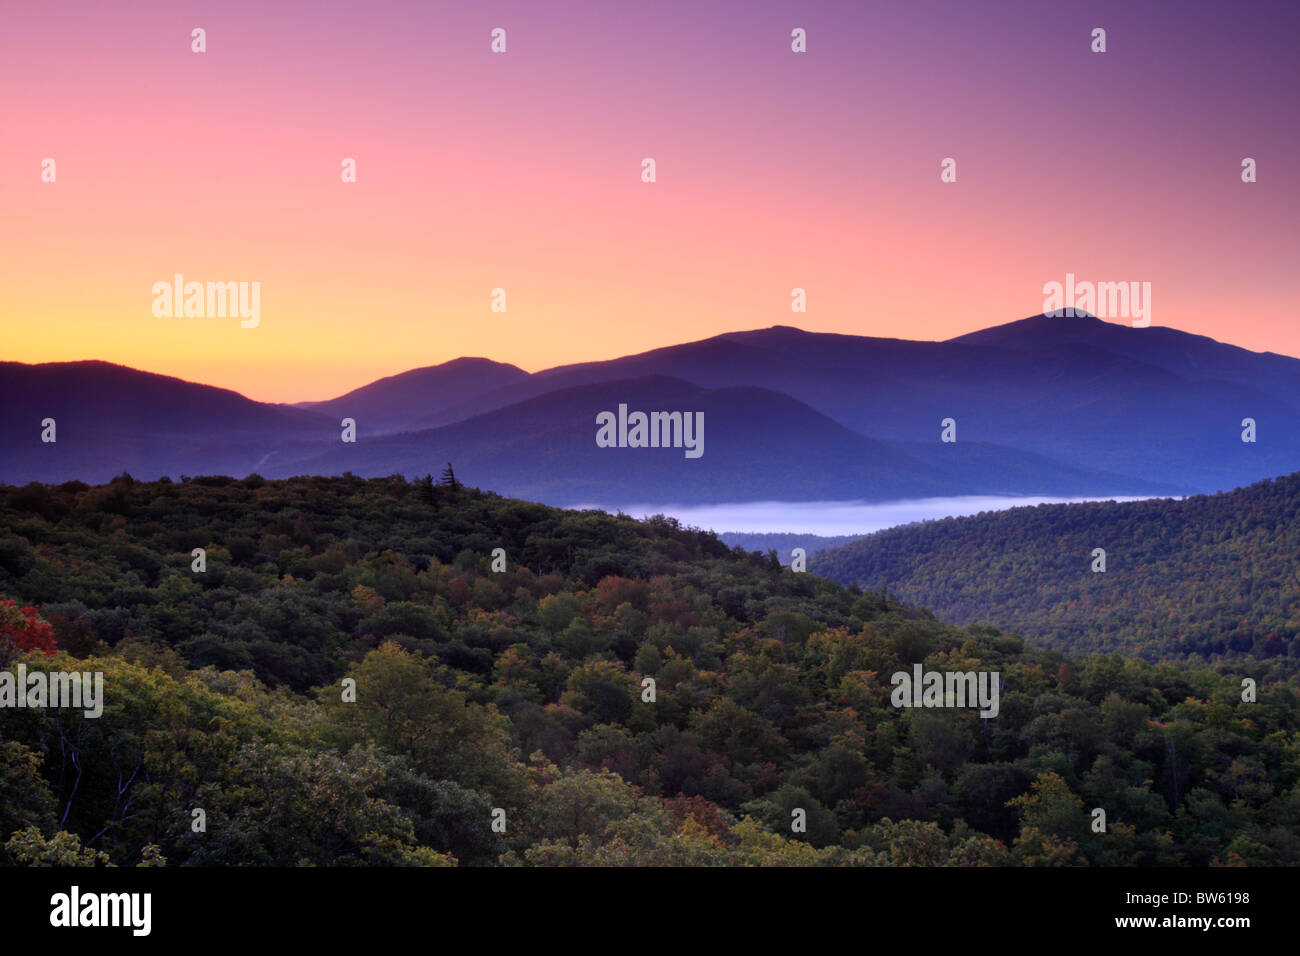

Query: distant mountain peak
[948,311,1115,342]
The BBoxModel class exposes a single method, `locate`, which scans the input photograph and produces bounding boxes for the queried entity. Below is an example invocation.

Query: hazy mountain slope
[0,361,322,433]
[295,357,529,433]
[716,320,1300,490]
[0,361,335,484]
[949,312,1300,412]
[325,315,1300,493]
[270,375,1176,505]
[401,338,794,431]
[0,358,1175,501]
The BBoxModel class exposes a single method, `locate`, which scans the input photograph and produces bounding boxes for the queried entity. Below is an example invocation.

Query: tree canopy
[1,475,1297,866]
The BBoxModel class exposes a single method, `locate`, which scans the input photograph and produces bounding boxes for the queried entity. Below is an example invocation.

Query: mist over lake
[587,495,1165,537]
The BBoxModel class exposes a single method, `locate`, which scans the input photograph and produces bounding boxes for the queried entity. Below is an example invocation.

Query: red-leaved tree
[0,598,58,655]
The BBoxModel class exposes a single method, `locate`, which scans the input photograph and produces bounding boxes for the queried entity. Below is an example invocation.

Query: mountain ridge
[3,314,1295,499]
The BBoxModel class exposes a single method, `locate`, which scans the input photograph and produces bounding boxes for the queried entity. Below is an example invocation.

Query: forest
[1,473,1297,866]
[813,473,1300,680]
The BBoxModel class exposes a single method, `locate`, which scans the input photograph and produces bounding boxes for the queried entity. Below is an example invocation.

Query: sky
[2,0,1297,403]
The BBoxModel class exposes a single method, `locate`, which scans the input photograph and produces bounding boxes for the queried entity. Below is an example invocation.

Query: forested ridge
[1,474,1297,866]
[815,474,1300,678]
[718,532,866,566]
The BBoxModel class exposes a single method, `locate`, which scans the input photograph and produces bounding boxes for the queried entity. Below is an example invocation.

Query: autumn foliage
[0,598,57,655]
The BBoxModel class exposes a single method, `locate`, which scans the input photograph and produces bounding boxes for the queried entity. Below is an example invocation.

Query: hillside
[271,376,1170,504]
[1,476,1298,867]
[0,360,336,484]
[0,359,1175,502]
[410,315,1300,493]
[949,313,1300,411]
[716,319,1300,491]
[814,473,1300,671]
[294,357,529,433]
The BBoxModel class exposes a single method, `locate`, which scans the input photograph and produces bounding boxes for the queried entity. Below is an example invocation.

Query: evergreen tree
[439,462,461,492]
[418,474,437,507]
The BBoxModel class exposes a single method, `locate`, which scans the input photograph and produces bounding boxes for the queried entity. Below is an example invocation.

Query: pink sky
[2,0,1296,402]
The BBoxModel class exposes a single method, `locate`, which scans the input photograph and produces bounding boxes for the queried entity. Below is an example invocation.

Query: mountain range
[3,313,1297,505]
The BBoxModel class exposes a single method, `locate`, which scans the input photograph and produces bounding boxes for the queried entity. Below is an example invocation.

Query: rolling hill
[813,472,1300,671]
[0,361,335,484]
[293,357,529,433]
[268,375,1173,505]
